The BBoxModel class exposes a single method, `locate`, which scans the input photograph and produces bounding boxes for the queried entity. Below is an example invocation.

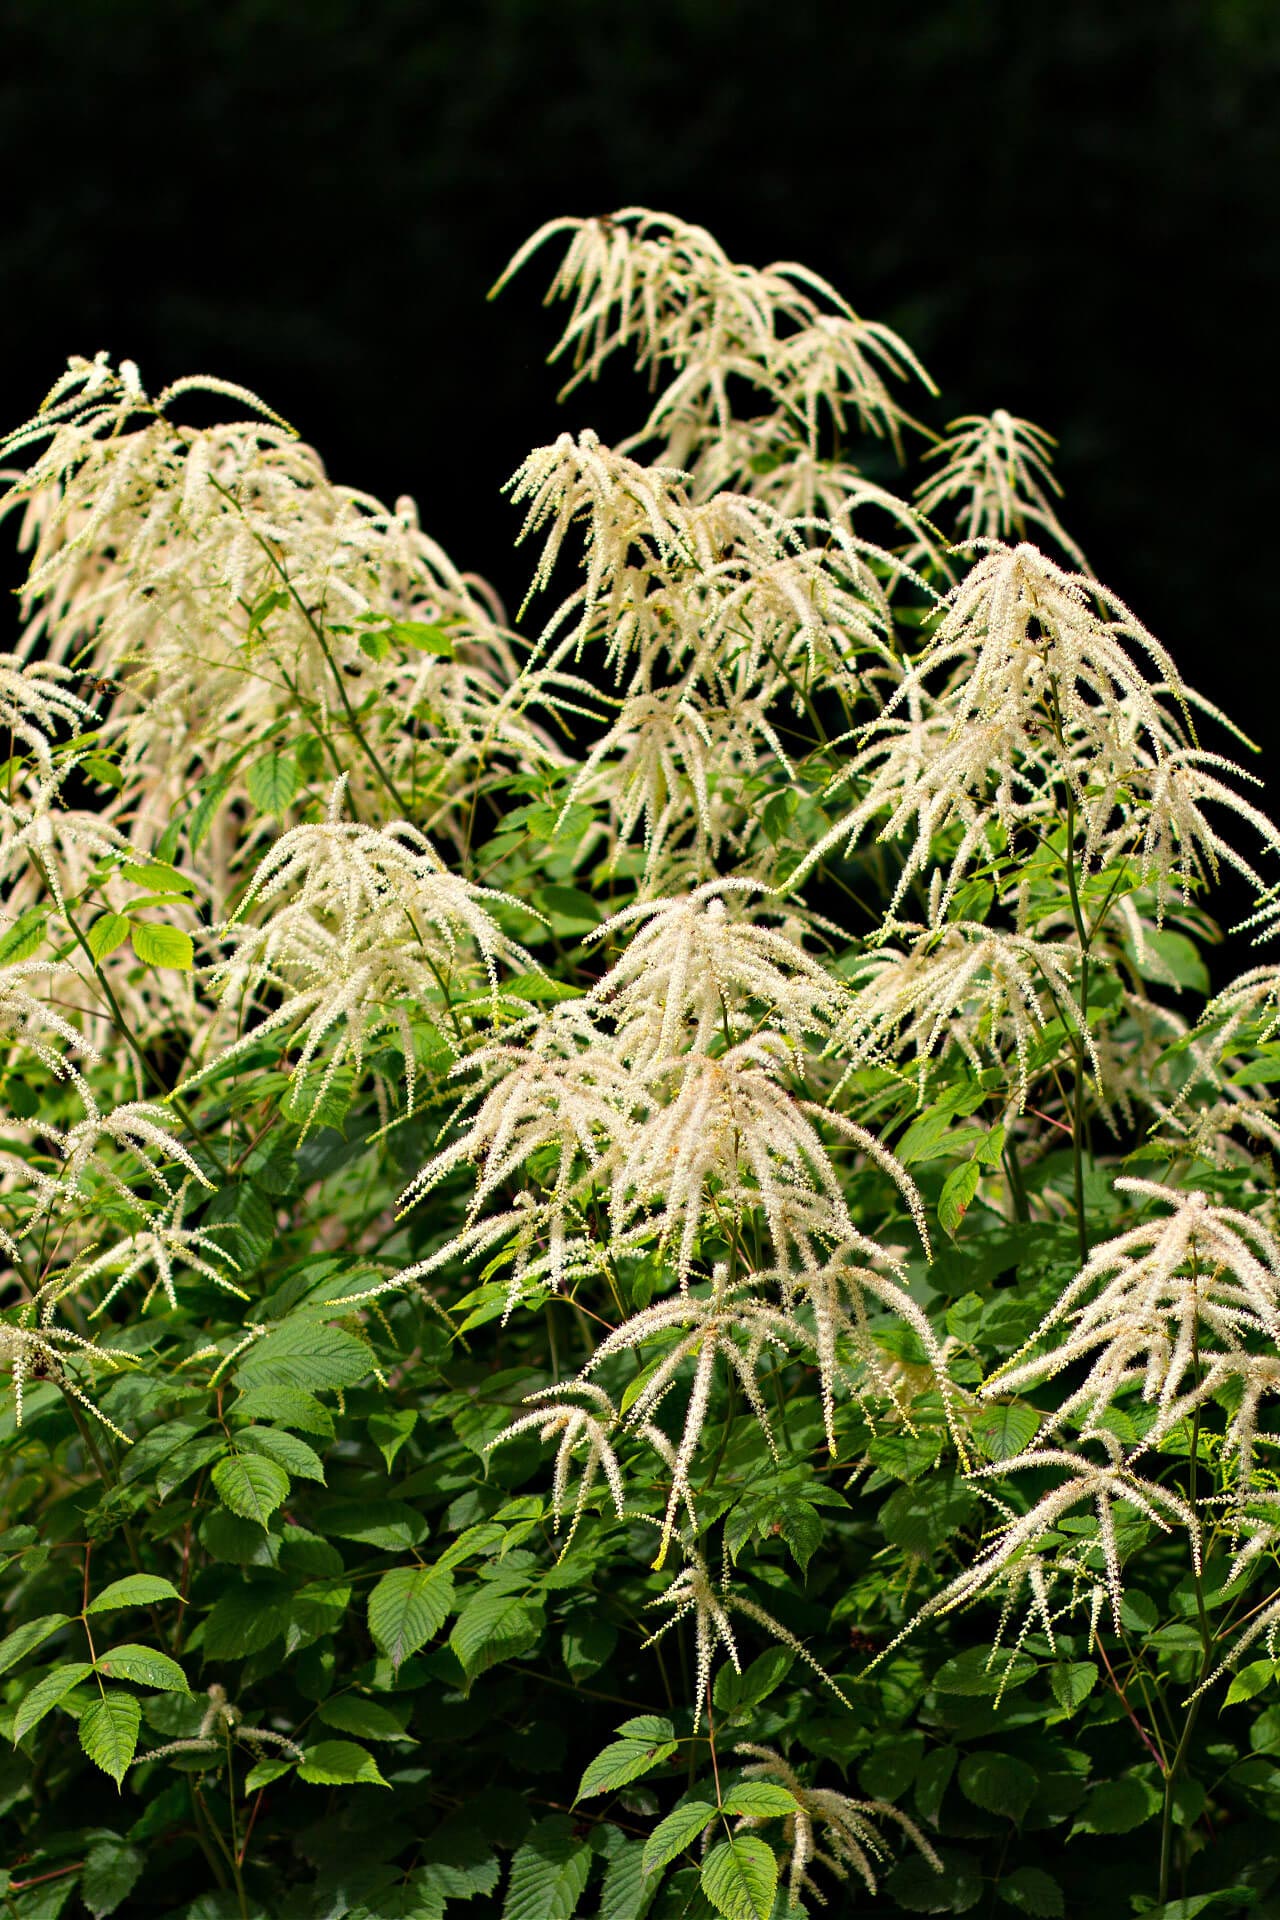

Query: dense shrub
[4,209,1280,1918]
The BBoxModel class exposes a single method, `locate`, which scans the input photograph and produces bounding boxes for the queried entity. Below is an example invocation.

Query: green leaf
[1048,1660,1098,1713]
[1126,927,1210,994]
[80,1839,145,1917]
[368,1566,455,1668]
[0,906,49,964]
[713,1646,794,1716]
[450,1588,543,1682]
[119,860,196,895]
[318,1499,427,1550]
[187,756,245,854]
[238,1424,326,1483]
[13,1662,94,1740]
[575,1717,678,1802]
[211,1452,290,1526]
[880,1473,978,1557]
[243,1756,295,1794]
[502,1816,594,1920]
[85,1573,182,1615]
[859,1733,926,1801]
[368,1407,417,1470]
[0,1613,71,1677]
[600,1840,660,1920]
[235,1318,372,1391]
[246,751,301,814]
[298,1739,389,1787]
[128,920,193,971]
[933,1647,1036,1696]
[1226,1658,1278,1706]
[79,1691,141,1786]
[939,1159,982,1237]
[388,619,454,656]
[95,1643,189,1692]
[915,1745,958,1826]
[87,911,132,961]
[721,1782,797,1818]
[699,1835,778,1920]
[534,885,602,936]
[972,1403,1040,1462]
[203,1182,276,1267]
[246,587,290,633]
[885,1847,981,1913]
[641,1801,717,1875]
[1073,1773,1162,1834]
[232,1385,334,1437]
[203,1578,292,1659]
[997,1868,1064,1917]
[317,1695,412,1742]
[957,1752,1036,1823]
[1140,1895,1259,1920]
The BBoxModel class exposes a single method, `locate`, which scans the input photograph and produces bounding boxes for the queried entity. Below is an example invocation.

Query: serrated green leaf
[13,1662,94,1740]
[600,1840,660,1920]
[700,1835,778,1920]
[502,1816,593,1920]
[933,1647,1035,1696]
[298,1739,389,1787]
[997,1866,1064,1917]
[246,751,301,814]
[232,1385,333,1437]
[368,1566,455,1668]
[0,906,49,964]
[720,1782,797,1818]
[203,1182,276,1267]
[318,1499,428,1552]
[641,1801,717,1875]
[880,1473,978,1557]
[450,1588,543,1682]
[368,1406,417,1469]
[886,1846,981,1913]
[957,1751,1036,1823]
[79,1692,141,1786]
[238,1424,325,1483]
[211,1452,290,1525]
[973,1402,1040,1461]
[1072,1773,1162,1834]
[1225,1658,1278,1706]
[243,1756,294,1793]
[575,1719,677,1802]
[85,1574,181,1615]
[87,911,132,961]
[95,1643,189,1692]
[128,919,193,970]
[534,885,602,936]
[235,1318,372,1391]
[119,860,195,895]
[914,1745,958,1826]
[203,1578,291,1659]
[939,1158,981,1237]
[317,1694,412,1742]
[1048,1660,1098,1713]
[187,757,244,855]
[388,619,454,656]
[80,1839,145,1917]
[0,1612,71,1677]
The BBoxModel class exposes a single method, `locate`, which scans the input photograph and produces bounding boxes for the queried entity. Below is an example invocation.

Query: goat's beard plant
[3,212,1280,1920]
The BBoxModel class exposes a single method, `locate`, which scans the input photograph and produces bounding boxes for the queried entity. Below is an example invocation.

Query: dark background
[2,0,1276,805]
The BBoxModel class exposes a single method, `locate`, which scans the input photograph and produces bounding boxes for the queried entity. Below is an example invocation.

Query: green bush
[3,208,1280,1918]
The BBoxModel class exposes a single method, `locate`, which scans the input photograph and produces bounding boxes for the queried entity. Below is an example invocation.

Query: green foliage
[4,207,1280,1920]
